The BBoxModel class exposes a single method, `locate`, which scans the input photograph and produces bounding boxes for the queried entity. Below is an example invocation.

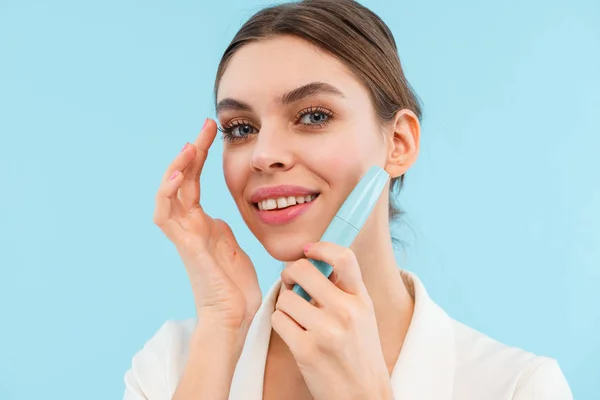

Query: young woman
[123,1,572,399]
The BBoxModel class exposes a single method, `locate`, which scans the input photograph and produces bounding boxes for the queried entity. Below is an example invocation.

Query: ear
[384,109,420,178]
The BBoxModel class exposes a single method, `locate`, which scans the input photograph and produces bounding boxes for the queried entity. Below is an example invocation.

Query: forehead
[216,35,363,103]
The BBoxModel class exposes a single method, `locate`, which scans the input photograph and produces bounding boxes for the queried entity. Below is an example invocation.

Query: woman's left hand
[271,241,394,400]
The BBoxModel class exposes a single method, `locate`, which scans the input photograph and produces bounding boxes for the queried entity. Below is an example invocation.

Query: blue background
[1,0,598,398]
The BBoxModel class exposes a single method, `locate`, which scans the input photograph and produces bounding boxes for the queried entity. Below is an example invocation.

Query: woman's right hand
[152,118,262,332]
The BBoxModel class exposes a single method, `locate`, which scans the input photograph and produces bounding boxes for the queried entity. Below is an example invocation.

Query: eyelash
[218,106,334,144]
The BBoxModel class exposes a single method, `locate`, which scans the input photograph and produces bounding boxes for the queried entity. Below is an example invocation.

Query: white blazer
[123,271,573,399]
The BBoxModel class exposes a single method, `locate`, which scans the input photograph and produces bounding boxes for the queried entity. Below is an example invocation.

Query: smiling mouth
[253,193,320,211]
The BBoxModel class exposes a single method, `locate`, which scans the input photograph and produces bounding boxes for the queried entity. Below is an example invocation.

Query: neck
[350,205,415,373]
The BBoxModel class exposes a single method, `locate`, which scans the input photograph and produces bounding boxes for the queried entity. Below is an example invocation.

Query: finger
[154,139,198,238]
[156,141,196,221]
[303,242,365,296]
[275,287,324,331]
[282,259,343,308]
[271,309,306,351]
[282,261,318,306]
[161,141,196,183]
[153,169,185,240]
[180,118,218,209]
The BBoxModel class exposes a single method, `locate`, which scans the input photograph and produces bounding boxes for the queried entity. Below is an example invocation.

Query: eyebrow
[215,82,345,115]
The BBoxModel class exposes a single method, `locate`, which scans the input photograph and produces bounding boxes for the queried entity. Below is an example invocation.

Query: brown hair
[213,0,422,248]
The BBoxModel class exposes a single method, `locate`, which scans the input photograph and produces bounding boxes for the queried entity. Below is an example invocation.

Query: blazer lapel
[389,271,456,399]
[228,278,282,400]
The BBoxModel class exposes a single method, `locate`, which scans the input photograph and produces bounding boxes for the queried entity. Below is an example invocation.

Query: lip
[249,185,321,226]
[249,185,320,203]
[254,195,319,225]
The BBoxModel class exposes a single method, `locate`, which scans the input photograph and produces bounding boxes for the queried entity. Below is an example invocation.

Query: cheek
[304,128,379,177]
[307,139,354,172]
[222,151,248,196]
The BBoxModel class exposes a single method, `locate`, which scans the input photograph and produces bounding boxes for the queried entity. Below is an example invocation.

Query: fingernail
[180,143,188,153]
[169,171,179,180]
[303,243,314,253]
[202,118,208,129]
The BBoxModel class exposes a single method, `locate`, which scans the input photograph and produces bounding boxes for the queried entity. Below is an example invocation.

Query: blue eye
[218,120,257,143]
[230,124,255,137]
[299,111,329,125]
[295,106,334,127]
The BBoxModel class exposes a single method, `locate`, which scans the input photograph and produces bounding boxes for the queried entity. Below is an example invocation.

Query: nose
[249,124,294,173]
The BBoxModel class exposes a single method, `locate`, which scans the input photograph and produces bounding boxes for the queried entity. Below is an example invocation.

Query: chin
[240,199,333,262]
[259,233,310,262]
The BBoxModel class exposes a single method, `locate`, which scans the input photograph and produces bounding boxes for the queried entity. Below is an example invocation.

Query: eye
[229,124,255,137]
[295,106,334,127]
[218,119,257,143]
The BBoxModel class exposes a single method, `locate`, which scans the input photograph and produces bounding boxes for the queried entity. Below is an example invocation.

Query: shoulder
[451,320,572,399]
[123,318,197,399]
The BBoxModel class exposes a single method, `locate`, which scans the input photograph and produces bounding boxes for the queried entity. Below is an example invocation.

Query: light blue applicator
[292,165,390,302]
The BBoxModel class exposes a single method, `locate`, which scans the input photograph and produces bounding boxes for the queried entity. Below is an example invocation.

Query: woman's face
[216,35,390,262]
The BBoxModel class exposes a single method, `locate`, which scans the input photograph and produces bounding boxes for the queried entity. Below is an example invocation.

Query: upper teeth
[257,194,317,211]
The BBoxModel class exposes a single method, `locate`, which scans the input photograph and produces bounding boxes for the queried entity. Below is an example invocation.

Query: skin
[159,34,421,399]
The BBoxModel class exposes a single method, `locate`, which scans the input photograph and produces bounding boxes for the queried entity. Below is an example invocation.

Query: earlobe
[384,109,420,178]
